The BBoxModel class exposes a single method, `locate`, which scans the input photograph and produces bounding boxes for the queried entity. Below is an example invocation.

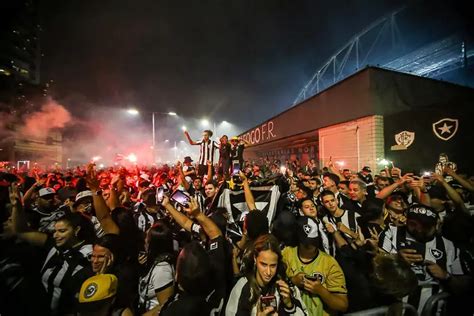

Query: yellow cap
[79,274,118,303]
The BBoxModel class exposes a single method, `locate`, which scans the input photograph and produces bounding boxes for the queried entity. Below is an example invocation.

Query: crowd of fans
[0,130,473,316]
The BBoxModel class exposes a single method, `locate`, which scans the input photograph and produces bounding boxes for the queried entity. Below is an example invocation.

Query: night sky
[39,0,468,132]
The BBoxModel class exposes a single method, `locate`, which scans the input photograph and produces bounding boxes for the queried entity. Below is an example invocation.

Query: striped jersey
[196,139,219,165]
[40,239,93,315]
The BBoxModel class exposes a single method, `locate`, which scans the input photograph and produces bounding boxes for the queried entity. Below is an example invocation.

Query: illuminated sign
[242,121,277,145]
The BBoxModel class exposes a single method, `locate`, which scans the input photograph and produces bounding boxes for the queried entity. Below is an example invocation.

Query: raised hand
[8,183,20,206]
[183,197,200,217]
[443,166,455,176]
[276,279,294,309]
[86,163,100,192]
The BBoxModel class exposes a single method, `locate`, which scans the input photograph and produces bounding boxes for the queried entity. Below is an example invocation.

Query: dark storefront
[240,67,474,174]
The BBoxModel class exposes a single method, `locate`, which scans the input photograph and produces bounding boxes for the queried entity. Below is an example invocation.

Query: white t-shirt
[138,261,175,311]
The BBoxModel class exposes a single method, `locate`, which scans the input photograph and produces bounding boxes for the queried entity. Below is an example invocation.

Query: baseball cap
[406,204,438,223]
[140,173,150,181]
[183,156,193,163]
[79,274,118,303]
[362,166,372,172]
[74,190,93,207]
[39,187,56,197]
[296,216,319,246]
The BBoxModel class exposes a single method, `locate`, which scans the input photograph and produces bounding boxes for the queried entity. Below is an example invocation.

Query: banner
[218,185,280,228]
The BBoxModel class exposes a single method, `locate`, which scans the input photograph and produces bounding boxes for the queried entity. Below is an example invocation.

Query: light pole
[127,109,177,163]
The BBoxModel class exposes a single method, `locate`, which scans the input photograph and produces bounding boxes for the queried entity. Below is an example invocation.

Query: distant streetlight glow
[182,125,187,131]
[127,109,139,115]
[201,119,210,127]
[336,161,345,167]
[168,112,177,116]
[127,153,137,163]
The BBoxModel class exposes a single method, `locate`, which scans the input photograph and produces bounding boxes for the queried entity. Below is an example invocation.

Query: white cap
[75,190,93,202]
[39,187,56,197]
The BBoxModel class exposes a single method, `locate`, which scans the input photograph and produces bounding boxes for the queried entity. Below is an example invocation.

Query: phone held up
[260,295,277,310]
[169,190,191,208]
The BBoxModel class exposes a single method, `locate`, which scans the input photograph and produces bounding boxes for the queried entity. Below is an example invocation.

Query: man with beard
[380,204,463,313]
[57,175,77,203]
[23,181,70,234]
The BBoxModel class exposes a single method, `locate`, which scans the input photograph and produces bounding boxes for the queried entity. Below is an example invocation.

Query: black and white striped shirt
[40,239,93,315]
[196,140,219,165]
[379,226,459,312]
[323,209,361,256]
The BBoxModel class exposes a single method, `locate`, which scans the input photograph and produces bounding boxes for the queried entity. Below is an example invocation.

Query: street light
[127,109,139,115]
[127,108,178,163]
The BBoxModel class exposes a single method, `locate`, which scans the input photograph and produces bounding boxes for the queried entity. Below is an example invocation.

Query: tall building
[0,0,41,88]
[0,0,63,168]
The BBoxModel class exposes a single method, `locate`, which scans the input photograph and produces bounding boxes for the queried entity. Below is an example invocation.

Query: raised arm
[432,173,467,213]
[184,131,198,145]
[325,157,344,181]
[239,171,256,211]
[185,197,222,239]
[108,174,123,210]
[240,138,250,147]
[22,178,45,205]
[408,177,431,206]
[162,196,193,232]
[376,173,412,200]
[176,161,191,192]
[10,183,48,247]
[206,160,213,184]
[86,164,120,234]
[444,166,474,193]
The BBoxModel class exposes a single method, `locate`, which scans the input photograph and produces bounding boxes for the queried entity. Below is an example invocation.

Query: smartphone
[305,274,321,282]
[399,239,425,261]
[232,162,240,175]
[156,187,165,203]
[169,190,191,208]
[260,295,277,310]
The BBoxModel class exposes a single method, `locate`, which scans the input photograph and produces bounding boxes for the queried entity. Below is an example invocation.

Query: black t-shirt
[219,143,231,162]
[112,261,139,309]
[335,245,397,312]
[0,239,50,315]
[230,144,244,162]
[160,236,228,316]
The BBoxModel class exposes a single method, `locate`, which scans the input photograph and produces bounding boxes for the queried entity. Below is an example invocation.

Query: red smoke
[20,99,72,138]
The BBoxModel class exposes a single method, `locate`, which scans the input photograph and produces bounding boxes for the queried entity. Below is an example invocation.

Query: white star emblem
[438,123,452,135]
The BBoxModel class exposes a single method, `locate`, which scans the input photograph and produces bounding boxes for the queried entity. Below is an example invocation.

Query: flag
[218,185,280,227]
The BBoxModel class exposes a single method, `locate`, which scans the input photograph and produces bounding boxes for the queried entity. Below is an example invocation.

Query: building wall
[319,115,384,173]
[10,130,62,168]
[384,106,474,175]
